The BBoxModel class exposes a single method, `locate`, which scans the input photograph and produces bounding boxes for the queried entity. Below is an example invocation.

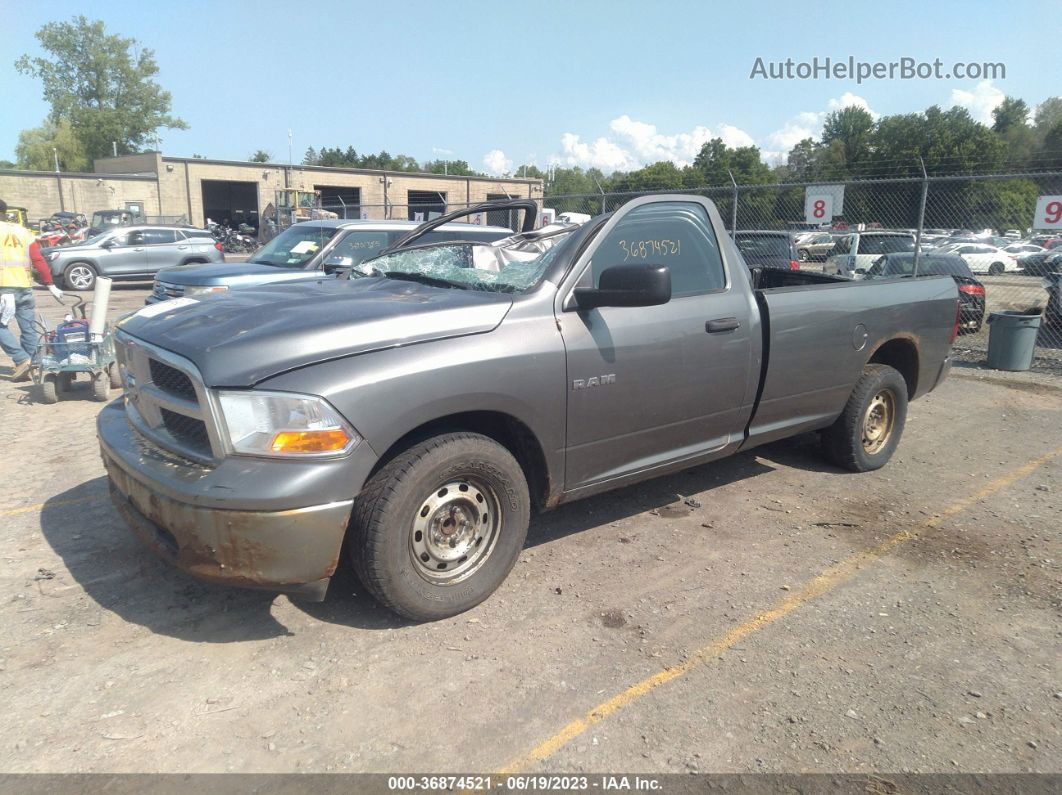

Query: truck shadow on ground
[40,479,296,643]
[42,434,841,639]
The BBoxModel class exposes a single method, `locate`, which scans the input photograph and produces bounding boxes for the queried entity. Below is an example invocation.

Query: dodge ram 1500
[98,196,959,620]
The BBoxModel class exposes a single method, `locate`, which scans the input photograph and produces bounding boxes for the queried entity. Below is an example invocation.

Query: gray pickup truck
[98,195,959,621]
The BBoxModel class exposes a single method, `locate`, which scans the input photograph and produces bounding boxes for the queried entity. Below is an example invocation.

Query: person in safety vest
[0,198,64,381]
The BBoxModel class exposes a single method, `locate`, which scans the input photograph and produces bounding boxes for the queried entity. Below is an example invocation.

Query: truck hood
[155,261,316,286]
[118,277,514,386]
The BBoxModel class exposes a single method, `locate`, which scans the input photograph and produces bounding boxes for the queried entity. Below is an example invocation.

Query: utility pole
[913,157,929,278]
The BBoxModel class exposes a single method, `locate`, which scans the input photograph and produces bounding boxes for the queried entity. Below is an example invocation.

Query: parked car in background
[87,209,140,236]
[733,230,800,270]
[935,243,1018,275]
[794,231,834,262]
[1002,243,1046,257]
[825,231,916,278]
[863,252,986,333]
[44,225,224,291]
[147,215,517,303]
[1017,250,1059,276]
[1044,271,1062,330]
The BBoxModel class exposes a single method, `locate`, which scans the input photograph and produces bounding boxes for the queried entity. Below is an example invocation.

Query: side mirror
[573,264,671,310]
[100,239,114,249]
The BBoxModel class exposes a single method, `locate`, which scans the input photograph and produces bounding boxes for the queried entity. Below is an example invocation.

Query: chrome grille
[114,331,221,463]
[153,280,185,300]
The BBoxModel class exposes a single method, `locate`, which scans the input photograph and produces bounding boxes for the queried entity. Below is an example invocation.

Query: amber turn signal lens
[270,429,351,454]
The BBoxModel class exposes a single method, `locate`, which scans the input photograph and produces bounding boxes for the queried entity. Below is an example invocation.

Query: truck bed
[742,269,958,450]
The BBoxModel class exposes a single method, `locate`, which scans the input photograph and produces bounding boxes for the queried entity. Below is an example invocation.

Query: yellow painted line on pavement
[498,445,1062,774]
[1,496,96,517]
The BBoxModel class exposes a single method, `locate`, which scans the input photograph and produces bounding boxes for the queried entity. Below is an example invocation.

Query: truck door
[557,197,756,491]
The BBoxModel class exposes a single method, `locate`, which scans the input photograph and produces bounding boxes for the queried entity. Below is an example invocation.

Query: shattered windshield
[361,226,576,293]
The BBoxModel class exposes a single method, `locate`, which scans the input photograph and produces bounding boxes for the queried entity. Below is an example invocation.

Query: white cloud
[949,80,1005,124]
[764,94,879,155]
[552,115,756,173]
[827,92,880,120]
[482,149,512,176]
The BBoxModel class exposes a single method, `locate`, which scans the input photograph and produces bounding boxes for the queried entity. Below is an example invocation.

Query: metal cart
[33,294,121,404]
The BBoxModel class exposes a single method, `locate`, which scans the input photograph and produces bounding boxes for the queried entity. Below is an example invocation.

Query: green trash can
[986,311,1042,371]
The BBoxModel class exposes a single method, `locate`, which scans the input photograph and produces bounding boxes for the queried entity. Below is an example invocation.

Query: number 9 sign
[804,193,833,225]
[1034,196,1062,229]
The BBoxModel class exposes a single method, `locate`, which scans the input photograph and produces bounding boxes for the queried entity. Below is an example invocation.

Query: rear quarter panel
[745,275,957,448]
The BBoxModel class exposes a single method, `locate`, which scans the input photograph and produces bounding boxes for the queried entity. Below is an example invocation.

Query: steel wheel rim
[409,477,501,584]
[862,390,895,455]
[68,266,93,289]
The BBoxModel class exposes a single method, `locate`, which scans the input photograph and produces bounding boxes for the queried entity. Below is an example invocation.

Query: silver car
[44,225,224,291]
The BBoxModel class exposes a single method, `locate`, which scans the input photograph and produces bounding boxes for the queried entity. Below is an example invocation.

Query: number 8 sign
[1034,195,1062,229]
[805,193,833,225]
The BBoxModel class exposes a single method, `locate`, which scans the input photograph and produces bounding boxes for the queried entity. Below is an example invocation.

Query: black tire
[39,374,58,404]
[63,262,97,291]
[798,249,809,261]
[350,432,530,621]
[821,364,908,473]
[988,262,1004,276]
[108,362,122,389]
[57,372,75,393]
[92,372,109,402]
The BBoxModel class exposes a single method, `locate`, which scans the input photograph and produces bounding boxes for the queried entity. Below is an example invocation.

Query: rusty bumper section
[103,451,352,601]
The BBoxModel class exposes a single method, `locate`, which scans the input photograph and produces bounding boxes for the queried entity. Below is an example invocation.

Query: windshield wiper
[382,271,470,290]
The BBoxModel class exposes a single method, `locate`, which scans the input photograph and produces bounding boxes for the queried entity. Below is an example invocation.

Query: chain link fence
[543,172,1062,357]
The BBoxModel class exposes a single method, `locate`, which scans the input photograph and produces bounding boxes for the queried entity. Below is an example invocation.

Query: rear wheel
[108,362,122,389]
[821,364,908,472]
[349,432,530,621]
[63,262,97,291]
[57,372,75,393]
[92,372,109,402]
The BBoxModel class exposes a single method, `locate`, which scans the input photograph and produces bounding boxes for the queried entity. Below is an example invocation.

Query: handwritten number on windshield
[618,239,681,261]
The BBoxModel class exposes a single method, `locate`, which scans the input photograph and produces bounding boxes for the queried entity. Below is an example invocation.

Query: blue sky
[2,0,1059,173]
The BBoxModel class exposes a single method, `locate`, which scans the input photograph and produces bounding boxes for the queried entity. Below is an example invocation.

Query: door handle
[706,317,741,333]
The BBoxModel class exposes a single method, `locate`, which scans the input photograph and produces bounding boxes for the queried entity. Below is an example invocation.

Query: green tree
[992,97,1029,133]
[820,106,875,173]
[249,150,271,163]
[422,159,480,176]
[16,16,187,162]
[1033,97,1062,132]
[15,118,88,171]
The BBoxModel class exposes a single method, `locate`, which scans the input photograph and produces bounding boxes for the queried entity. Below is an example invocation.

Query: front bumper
[98,400,377,599]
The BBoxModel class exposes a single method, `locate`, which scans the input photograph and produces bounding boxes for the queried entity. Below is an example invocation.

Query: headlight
[185,285,228,296]
[47,252,59,261]
[217,390,359,457]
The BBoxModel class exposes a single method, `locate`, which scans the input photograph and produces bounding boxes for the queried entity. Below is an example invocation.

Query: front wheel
[63,263,97,291]
[988,262,1005,275]
[798,249,809,262]
[350,432,530,621]
[821,364,908,472]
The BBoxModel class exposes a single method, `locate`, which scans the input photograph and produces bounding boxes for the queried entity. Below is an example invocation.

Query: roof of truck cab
[292,219,514,233]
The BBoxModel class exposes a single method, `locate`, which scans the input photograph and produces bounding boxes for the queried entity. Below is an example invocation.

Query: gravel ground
[0,285,1059,775]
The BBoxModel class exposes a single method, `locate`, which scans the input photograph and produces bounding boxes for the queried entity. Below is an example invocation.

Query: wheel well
[868,338,919,398]
[372,412,551,510]
[180,258,208,266]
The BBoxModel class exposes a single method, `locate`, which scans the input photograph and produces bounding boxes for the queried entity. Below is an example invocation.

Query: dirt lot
[0,284,1059,775]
